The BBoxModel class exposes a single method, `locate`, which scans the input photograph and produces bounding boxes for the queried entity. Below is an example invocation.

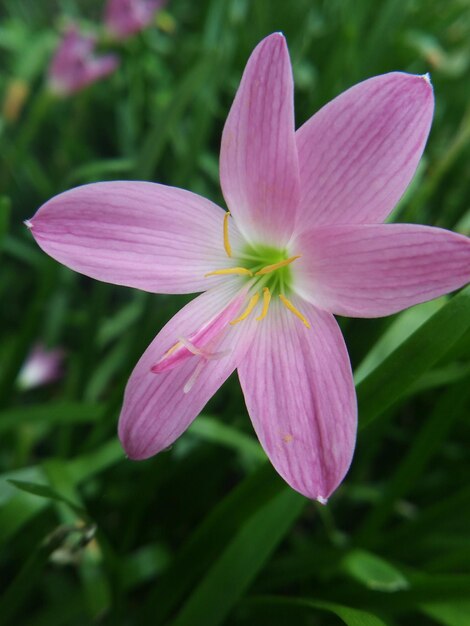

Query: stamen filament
[256,287,271,321]
[184,360,205,394]
[279,294,311,329]
[223,211,232,258]
[205,267,253,277]
[255,255,301,276]
[230,292,260,325]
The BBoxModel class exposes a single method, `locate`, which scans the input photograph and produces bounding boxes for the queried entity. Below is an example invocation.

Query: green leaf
[0,524,95,624]
[65,158,135,186]
[357,286,470,428]
[7,479,87,519]
[354,298,445,384]
[188,415,265,463]
[342,549,409,592]
[139,462,288,624]
[357,379,470,541]
[42,459,111,619]
[122,544,171,590]
[420,600,470,626]
[0,403,104,433]
[136,58,214,178]
[0,195,11,249]
[172,488,305,626]
[243,596,387,626]
[0,441,123,544]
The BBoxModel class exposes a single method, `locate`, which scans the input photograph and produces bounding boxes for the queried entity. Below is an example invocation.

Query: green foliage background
[0,0,469,624]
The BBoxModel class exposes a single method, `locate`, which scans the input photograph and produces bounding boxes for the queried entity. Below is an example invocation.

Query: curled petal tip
[317,495,328,505]
[24,219,33,229]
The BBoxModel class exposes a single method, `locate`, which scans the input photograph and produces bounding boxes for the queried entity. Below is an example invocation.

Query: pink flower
[17,344,65,390]
[48,26,119,96]
[104,0,166,40]
[27,34,470,501]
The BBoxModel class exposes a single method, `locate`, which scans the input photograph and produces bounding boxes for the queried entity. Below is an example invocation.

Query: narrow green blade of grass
[0,440,123,544]
[188,415,266,463]
[7,479,87,518]
[419,600,470,626]
[65,158,135,186]
[356,379,470,542]
[342,549,409,592]
[243,596,387,626]
[0,403,104,433]
[43,459,112,619]
[0,524,93,625]
[0,196,11,250]
[135,58,214,179]
[357,286,470,428]
[172,488,305,626]
[139,462,287,624]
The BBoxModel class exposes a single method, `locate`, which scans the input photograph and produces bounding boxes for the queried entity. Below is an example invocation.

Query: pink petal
[238,297,357,501]
[48,26,118,96]
[18,344,65,390]
[83,56,120,88]
[219,33,300,247]
[119,283,257,460]
[293,224,470,317]
[296,72,434,227]
[105,0,165,40]
[28,181,242,294]
[150,289,246,373]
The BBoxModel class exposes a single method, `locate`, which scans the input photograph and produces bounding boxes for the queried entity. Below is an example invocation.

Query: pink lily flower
[28,34,470,501]
[17,344,65,390]
[48,26,119,96]
[104,0,166,40]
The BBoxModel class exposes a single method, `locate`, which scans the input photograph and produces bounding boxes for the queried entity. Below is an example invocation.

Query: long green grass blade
[172,488,305,626]
[357,286,470,428]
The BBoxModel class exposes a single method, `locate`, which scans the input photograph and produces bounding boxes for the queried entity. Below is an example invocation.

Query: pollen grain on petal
[279,294,311,329]
[255,255,300,276]
[223,211,232,258]
[230,292,260,325]
[205,267,253,278]
[256,287,271,321]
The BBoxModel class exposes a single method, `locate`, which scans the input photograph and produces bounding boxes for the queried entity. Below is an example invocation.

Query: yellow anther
[164,340,183,356]
[255,255,301,276]
[205,267,253,278]
[230,292,260,325]
[256,287,271,321]
[279,294,311,329]
[223,211,232,258]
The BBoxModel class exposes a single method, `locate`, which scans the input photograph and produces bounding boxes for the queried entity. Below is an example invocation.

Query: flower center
[204,212,310,328]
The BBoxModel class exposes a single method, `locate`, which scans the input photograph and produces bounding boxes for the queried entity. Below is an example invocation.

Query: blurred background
[1,0,469,624]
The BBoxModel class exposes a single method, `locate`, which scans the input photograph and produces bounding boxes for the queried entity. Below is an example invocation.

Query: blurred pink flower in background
[17,344,65,390]
[48,26,119,96]
[104,0,166,40]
